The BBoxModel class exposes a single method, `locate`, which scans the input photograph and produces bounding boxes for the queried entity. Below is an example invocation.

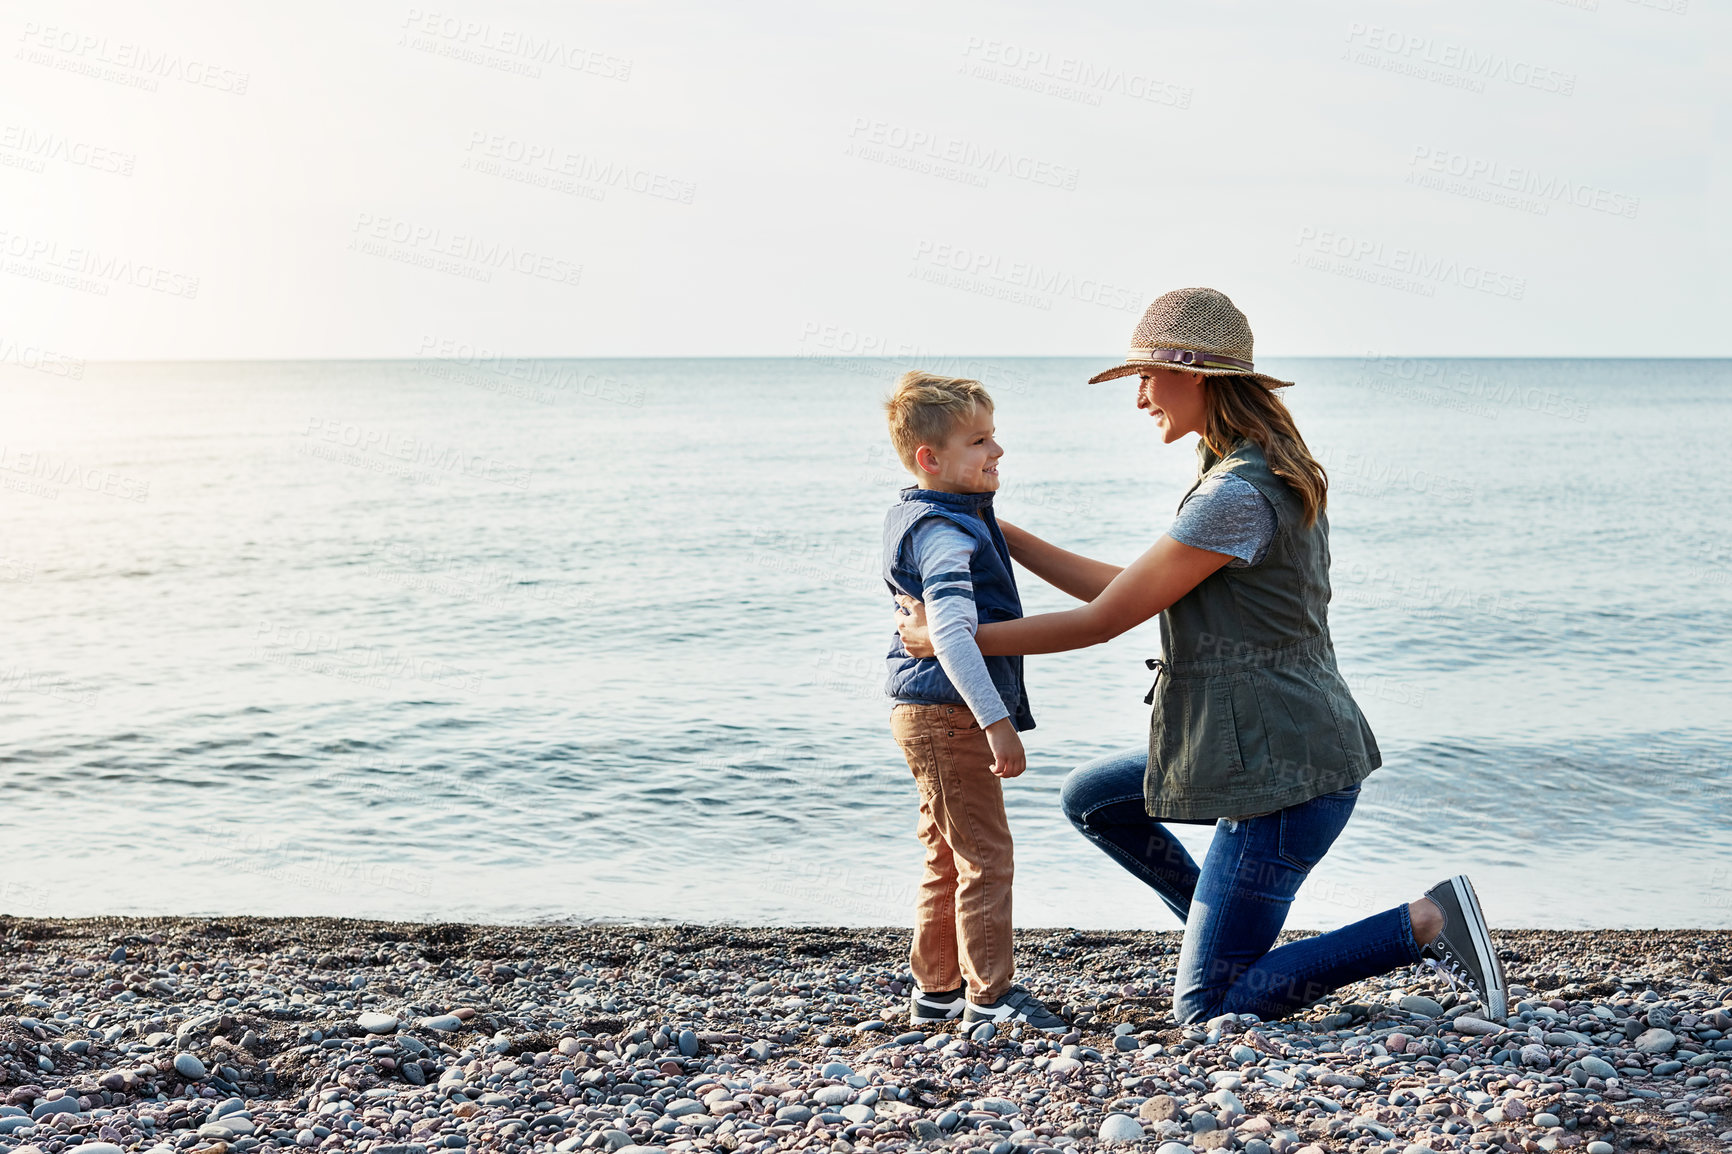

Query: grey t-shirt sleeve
[1168,472,1277,568]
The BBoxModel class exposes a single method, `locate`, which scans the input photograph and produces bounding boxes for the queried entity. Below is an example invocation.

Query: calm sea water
[2,356,1728,930]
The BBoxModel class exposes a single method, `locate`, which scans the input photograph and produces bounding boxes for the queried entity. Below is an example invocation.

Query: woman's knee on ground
[1177,965,1322,1024]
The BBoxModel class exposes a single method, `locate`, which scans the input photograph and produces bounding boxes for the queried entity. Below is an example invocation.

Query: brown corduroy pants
[890,703,1015,1004]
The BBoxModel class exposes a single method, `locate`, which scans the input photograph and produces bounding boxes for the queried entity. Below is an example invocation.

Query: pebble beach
[1,919,1728,1154]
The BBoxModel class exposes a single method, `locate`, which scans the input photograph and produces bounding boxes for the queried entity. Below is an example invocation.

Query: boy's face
[914,404,1002,494]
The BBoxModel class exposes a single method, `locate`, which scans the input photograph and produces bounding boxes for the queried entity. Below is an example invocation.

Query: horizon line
[48,353,1732,366]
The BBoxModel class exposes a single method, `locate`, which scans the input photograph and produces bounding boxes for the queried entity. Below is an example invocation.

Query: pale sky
[2,0,1723,361]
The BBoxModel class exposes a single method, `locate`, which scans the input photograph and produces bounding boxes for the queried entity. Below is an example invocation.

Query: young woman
[894,287,1507,1024]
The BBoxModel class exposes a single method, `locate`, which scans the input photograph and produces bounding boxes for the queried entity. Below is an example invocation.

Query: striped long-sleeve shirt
[891,517,1010,728]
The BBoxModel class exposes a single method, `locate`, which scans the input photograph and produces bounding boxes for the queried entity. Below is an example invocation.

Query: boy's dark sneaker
[1420,874,1508,1020]
[961,986,1068,1033]
[909,985,966,1024]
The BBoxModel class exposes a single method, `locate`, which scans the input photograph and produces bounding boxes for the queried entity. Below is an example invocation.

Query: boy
[881,371,1066,1033]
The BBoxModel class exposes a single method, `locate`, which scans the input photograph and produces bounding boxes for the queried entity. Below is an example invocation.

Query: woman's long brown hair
[1201,374,1329,527]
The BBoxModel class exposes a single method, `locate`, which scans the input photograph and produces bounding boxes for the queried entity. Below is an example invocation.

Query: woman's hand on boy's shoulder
[894,595,934,657]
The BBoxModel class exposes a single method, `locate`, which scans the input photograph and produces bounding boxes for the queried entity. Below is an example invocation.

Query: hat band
[1128,347,1254,373]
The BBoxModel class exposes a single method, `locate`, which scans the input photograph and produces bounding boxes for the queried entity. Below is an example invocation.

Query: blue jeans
[1060,747,1424,1023]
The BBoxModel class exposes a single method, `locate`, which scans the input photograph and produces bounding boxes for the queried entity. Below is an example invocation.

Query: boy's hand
[984,718,1025,778]
[894,595,934,657]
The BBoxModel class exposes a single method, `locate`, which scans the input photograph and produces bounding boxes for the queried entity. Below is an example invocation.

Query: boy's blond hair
[884,371,994,473]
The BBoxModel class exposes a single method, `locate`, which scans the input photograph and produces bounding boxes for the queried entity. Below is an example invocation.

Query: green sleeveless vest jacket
[1144,439,1380,821]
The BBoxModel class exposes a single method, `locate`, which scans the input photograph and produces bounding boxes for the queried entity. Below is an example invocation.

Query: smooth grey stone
[1189,1111,1218,1132]
[110,946,127,962]
[1097,1113,1144,1144]
[1400,995,1445,1017]
[980,1097,1016,1115]
[936,1110,960,1130]
[813,1085,852,1107]
[1579,1056,1617,1079]
[418,1015,462,1032]
[358,1012,399,1034]
[1230,1043,1259,1063]
[1653,1060,1684,1075]
[173,1053,207,1079]
[775,1104,812,1123]
[838,1103,874,1124]
[1113,1034,1139,1052]
[402,1062,426,1085]
[31,1098,80,1120]
[911,1119,943,1140]
[1534,1112,1561,1127]
[678,1029,699,1057]
[971,1021,997,1042]
[746,981,774,996]
[665,1098,706,1116]
[1113,1022,1137,1036]
[745,1040,775,1061]
[1636,1029,1677,1054]
[820,1060,854,1079]
[1157,1144,1194,1154]
[893,1030,926,1046]
[1,1116,37,1132]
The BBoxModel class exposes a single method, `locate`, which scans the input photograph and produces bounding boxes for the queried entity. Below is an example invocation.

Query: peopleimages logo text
[17,22,250,93]
[847,119,1079,190]
[1409,146,1638,219]
[959,38,1193,108]
[1294,227,1526,300]
[0,228,199,298]
[349,213,582,286]
[911,240,1140,311]
[398,8,631,80]
[1343,22,1576,96]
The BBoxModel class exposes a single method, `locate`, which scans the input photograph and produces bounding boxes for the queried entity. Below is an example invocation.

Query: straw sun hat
[1087,287,1295,390]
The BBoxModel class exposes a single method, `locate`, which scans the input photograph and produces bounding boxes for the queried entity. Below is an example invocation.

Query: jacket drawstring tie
[1142,658,1167,705]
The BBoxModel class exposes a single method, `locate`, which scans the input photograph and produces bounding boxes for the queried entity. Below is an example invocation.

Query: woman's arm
[899,533,1232,657]
[999,519,1123,603]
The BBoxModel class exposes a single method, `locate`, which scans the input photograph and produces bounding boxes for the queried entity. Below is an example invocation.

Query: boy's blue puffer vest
[882,487,1035,731]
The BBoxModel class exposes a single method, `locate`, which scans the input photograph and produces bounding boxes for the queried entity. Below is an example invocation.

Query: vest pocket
[1222,674,1264,784]
[1255,664,1354,792]
[1149,676,1246,802]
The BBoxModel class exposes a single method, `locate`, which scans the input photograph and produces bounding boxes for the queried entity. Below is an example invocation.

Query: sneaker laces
[1421,950,1479,998]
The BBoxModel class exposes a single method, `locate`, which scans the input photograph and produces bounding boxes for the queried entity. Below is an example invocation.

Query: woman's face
[1135,368,1207,443]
